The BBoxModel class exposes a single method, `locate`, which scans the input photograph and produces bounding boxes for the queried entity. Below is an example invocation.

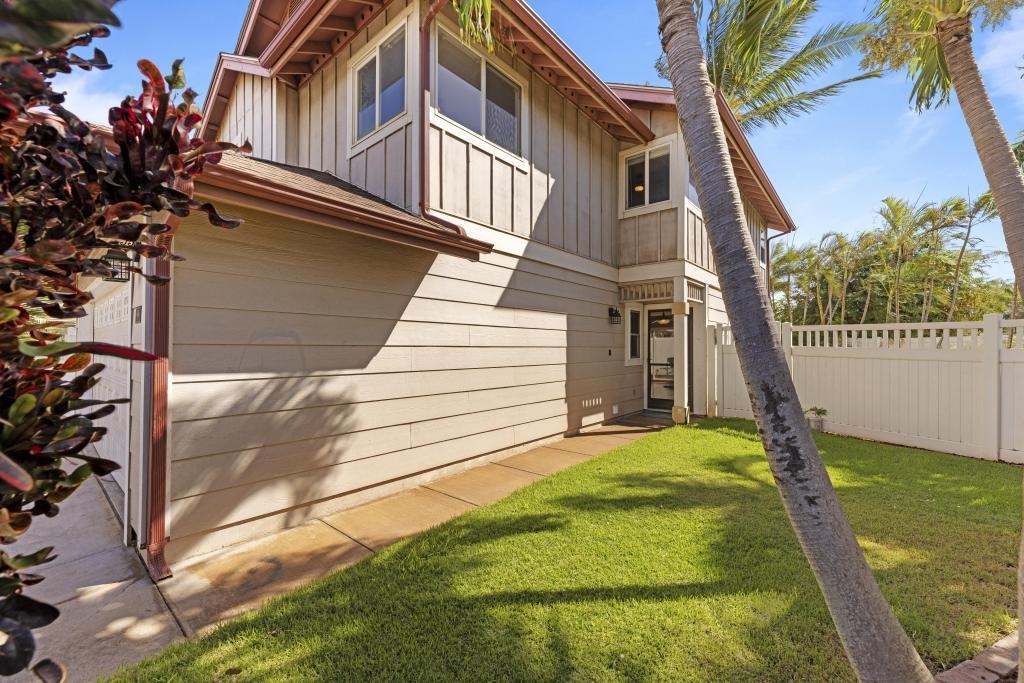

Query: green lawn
[113,420,1020,682]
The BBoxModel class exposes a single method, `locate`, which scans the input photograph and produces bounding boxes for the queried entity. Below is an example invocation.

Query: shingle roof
[194,153,493,260]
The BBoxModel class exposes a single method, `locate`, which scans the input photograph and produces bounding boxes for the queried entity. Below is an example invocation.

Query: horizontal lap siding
[166,207,641,558]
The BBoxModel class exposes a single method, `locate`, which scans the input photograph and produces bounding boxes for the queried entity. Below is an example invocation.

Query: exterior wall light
[102,250,132,283]
[608,307,623,325]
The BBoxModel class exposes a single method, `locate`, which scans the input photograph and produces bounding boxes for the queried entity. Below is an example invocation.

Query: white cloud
[977,8,1024,116]
[897,108,942,151]
[49,70,130,126]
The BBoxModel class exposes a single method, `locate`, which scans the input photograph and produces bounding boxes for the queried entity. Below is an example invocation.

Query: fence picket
[715,317,1023,462]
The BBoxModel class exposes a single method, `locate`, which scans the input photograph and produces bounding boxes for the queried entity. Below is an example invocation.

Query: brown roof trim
[609,83,796,234]
[211,0,652,145]
[194,162,493,260]
[715,91,797,234]
[201,54,271,139]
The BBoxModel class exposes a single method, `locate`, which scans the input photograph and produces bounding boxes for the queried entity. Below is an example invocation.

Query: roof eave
[194,163,493,261]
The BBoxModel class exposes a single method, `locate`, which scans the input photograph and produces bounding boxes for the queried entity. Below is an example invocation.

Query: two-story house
[74,0,795,575]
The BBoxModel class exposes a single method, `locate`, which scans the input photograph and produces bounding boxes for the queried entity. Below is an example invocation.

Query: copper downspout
[144,227,176,581]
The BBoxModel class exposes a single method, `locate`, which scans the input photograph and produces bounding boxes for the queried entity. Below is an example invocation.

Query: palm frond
[739,71,881,131]
[452,0,492,50]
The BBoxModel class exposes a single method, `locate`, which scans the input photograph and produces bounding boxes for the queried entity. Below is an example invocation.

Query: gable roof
[608,84,797,234]
[203,0,653,145]
[195,153,493,260]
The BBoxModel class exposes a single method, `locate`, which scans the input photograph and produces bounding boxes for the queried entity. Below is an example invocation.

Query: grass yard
[112,420,1020,682]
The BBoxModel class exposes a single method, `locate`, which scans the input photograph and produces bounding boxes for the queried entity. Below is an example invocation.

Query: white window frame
[348,9,415,158]
[430,21,529,169]
[619,135,679,219]
[624,303,643,366]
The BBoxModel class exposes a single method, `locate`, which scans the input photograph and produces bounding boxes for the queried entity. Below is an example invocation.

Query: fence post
[982,313,1002,461]
[715,323,725,417]
[781,322,793,372]
[706,324,717,417]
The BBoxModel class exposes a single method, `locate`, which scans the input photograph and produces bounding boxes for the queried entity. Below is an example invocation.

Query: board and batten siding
[164,206,641,560]
[618,208,679,266]
[219,72,298,165]
[429,69,618,265]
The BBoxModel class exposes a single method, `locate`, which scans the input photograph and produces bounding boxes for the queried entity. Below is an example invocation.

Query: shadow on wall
[494,237,644,435]
[164,209,437,560]
[163,171,642,562]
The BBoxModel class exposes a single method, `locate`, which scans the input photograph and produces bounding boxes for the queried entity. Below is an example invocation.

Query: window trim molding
[348,7,415,158]
[430,19,529,167]
[624,303,643,367]
[618,134,680,220]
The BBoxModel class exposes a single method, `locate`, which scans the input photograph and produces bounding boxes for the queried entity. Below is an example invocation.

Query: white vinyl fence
[715,314,1024,462]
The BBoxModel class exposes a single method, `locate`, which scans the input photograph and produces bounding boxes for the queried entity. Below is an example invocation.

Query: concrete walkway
[17,419,665,678]
[12,478,184,682]
[160,421,665,636]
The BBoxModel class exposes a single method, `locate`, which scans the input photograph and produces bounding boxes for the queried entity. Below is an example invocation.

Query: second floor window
[626,145,671,210]
[356,29,406,141]
[437,31,521,155]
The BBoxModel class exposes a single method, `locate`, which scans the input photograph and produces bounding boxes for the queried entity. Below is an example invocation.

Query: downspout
[143,224,177,582]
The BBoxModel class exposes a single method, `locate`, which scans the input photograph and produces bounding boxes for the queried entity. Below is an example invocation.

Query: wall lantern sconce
[608,307,623,325]
[102,250,132,283]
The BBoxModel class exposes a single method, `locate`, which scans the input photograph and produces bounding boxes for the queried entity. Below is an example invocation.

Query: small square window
[624,145,671,210]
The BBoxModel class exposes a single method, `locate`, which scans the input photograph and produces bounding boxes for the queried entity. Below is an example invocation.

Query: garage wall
[165,205,642,560]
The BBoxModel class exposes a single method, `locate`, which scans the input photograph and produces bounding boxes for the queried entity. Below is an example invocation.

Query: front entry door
[647,309,674,410]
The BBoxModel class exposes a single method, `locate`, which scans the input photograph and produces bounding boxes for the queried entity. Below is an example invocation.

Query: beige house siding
[618,208,679,266]
[164,204,641,560]
[215,0,621,264]
[429,59,618,265]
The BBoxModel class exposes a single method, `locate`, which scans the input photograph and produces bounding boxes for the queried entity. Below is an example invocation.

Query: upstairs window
[355,29,406,141]
[625,145,671,210]
[437,31,521,155]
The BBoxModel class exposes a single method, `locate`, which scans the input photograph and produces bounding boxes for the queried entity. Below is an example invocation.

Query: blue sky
[57,1,1024,280]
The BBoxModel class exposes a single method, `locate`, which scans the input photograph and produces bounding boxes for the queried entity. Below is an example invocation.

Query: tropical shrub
[0,2,247,678]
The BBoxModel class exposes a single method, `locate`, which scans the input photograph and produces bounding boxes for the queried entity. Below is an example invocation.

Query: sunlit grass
[111,419,1020,682]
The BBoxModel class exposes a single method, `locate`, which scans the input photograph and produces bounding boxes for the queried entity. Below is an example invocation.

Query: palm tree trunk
[894,259,902,323]
[787,274,794,322]
[948,225,971,321]
[937,16,1024,292]
[861,283,873,324]
[655,2,931,680]
[935,20,1024,670]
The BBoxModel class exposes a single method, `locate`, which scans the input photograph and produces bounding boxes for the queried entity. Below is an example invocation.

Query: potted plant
[806,407,828,432]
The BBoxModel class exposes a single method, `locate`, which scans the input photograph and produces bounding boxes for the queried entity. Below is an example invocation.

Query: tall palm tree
[655,1,931,679]
[862,1,1024,304]
[877,196,930,322]
[656,0,880,132]
[948,192,995,319]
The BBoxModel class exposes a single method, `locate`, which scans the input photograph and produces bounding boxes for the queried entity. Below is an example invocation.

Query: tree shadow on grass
[116,421,1017,682]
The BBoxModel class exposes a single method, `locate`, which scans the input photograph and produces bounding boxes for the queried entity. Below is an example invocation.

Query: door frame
[642,304,674,412]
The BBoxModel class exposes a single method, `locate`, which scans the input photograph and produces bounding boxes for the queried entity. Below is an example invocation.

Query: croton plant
[0,1,248,679]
